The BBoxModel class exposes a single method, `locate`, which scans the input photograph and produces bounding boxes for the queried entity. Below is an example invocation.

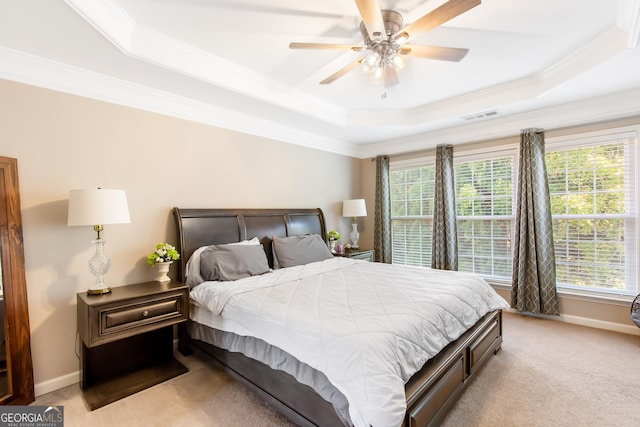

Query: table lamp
[342,199,367,249]
[68,188,130,295]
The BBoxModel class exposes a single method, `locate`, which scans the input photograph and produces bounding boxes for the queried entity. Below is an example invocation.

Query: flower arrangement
[327,230,341,241]
[147,243,180,266]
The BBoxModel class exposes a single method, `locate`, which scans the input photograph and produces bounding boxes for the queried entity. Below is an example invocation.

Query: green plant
[327,230,341,241]
[147,243,180,265]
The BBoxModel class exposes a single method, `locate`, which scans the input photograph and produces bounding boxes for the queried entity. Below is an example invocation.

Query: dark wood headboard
[172,207,327,282]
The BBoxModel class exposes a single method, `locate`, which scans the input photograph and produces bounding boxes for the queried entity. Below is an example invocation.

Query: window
[390,150,516,280]
[390,164,434,266]
[455,154,516,281]
[389,128,638,297]
[546,134,637,295]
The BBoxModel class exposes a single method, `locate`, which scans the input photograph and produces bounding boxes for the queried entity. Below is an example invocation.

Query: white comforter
[190,257,509,427]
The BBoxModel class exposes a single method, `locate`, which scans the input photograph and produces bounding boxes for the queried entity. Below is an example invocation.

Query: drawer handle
[142,310,149,317]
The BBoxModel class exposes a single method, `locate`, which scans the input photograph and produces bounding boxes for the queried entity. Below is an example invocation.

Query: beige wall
[0,78,363,394]
[359,158,376,250]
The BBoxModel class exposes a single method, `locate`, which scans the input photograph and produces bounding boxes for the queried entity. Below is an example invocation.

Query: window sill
[556,288,634,306]
[487,281,635,307]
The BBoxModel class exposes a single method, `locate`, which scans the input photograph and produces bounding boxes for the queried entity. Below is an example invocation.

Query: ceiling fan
[289,0,481,91]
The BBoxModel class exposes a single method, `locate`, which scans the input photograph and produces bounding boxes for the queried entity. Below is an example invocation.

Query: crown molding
[3,44,637,160]
[619,0,640,48]
[348,26,629,128]
[0,46,359,158]
[64,0,346,127]
[357,88,640,158]
[63,0,134,53]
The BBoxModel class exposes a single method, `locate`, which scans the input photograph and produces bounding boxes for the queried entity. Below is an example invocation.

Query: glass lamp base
[87,238,112,296]
[350,222,360,249]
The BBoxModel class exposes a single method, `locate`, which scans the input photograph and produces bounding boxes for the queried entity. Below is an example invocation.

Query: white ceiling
[1,0,640,158]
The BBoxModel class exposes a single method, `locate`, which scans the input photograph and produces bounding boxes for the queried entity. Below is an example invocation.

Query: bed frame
[173,207,503,426]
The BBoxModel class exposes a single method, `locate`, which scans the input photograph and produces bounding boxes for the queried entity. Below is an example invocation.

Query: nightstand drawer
[78,281,189,348]
[102,296,182,334]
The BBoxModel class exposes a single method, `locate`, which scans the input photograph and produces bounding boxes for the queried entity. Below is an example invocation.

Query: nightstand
[334,248,375,262]
[77,280,189,410]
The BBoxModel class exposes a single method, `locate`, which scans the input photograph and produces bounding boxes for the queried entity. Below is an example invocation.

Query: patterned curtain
[374,155,392,263]
[431,145,458,270]
[511,129,559,315]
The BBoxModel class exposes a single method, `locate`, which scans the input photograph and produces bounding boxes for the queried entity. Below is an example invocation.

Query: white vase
[329,240,337,254]
[156,261,172,282]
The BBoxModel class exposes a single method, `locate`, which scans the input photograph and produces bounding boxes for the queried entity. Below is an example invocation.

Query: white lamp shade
[342,199,367,217]
[68,188,131,226]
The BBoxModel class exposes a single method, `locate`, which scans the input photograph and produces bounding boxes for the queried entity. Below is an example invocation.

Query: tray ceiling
[1,0,640,157]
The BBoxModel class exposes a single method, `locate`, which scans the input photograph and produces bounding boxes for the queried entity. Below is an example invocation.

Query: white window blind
[546,135,637,294]
[390,165,434,266]
[454,154,516,281]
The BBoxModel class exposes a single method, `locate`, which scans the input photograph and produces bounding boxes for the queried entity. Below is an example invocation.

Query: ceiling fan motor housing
[360,9,404,44]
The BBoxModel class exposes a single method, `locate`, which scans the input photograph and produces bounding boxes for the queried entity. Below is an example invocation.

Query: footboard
[404,310,503,426]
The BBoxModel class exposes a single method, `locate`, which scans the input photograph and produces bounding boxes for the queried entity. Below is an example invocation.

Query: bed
[173,207,508,426]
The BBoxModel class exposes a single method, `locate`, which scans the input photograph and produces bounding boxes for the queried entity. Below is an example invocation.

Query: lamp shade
[342,199,367,218]
[68,188,130,226]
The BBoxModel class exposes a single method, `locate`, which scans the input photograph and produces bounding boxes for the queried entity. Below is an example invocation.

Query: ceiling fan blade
[384,66,400,87]
[354,0,386,39]
[404,45,469,61]
[394,0,481,39]
[289,42,364,51]
[320,59,363,84]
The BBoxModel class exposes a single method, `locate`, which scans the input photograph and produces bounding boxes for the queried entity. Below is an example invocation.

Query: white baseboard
[35,371,79,397]
[35,338,181,397]
[507,308,640,336]
[558,313,640,336]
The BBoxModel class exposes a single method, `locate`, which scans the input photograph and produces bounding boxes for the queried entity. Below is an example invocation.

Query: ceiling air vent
[461,109,499,121]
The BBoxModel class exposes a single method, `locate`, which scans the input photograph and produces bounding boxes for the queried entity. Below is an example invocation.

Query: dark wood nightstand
[77,280,189,410]
[334,248,375,262]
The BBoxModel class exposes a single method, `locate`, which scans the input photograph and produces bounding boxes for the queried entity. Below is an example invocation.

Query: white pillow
[231,237,261,246]
[186,237,260,287]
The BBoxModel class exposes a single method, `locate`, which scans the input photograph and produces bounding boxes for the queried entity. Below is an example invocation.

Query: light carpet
[33,312,639,426]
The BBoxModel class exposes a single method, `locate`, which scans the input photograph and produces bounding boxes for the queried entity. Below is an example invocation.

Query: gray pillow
[272,234,333,268]
[200,244,270,282]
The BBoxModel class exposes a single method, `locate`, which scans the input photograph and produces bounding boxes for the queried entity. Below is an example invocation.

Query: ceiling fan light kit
[359,10,406,87]
[289,0,481,97]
